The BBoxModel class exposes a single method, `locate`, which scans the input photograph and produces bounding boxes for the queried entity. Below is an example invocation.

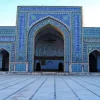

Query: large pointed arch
[27,17,71,72]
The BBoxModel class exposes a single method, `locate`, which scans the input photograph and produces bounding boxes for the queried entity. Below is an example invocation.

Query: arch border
[28,15,70,32]
[88,48,100,63]
[89,49,100,55]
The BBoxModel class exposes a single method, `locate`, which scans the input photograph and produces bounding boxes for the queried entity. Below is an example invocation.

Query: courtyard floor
[0,74,100,100]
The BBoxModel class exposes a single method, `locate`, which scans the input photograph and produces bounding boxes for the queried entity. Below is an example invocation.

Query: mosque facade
[0,6,100,73]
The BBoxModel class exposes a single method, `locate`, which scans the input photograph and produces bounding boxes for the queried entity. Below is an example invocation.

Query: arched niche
[28,17,71,72]
[89,50,100,72]
[0,49,9,71]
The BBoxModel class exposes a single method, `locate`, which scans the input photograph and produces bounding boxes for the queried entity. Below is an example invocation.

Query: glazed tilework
[18,6,81,12]
[83,28,100,64]
[0,26,16,36]
[28,13,71,28]
[83,27,100,37]
[72,64,82,72]
[0,6,99,72]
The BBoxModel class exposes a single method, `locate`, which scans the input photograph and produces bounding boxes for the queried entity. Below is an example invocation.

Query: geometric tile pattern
[0,6,100,72]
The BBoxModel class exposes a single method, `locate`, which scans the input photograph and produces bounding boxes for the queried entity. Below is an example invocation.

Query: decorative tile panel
[18,6,81,12]
[72,13,82,63]
[15,63,26,71]
[72,64,82,72]
[28,13,71,28]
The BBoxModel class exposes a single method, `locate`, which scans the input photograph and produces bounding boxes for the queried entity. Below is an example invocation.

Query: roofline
[83,26,100,28]
[0,26,16,27]
[17,5,82,8]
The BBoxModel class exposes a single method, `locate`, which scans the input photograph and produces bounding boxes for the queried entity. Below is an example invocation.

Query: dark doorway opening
[36,62,41,71]
[58,62,64,72]
[89,50,100,72]
[0,50,9,71]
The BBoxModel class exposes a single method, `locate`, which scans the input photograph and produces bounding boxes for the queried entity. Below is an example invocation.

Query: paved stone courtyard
[0,74,100,100]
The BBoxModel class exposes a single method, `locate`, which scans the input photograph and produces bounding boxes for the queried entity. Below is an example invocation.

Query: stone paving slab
[0,75,100,100]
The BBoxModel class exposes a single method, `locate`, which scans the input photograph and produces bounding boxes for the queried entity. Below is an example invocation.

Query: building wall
[0,6,99,72]
[83,27,100,72]
[0,26,16,71]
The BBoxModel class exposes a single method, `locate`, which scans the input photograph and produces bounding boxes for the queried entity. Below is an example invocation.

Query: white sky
[0,0,100,27]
